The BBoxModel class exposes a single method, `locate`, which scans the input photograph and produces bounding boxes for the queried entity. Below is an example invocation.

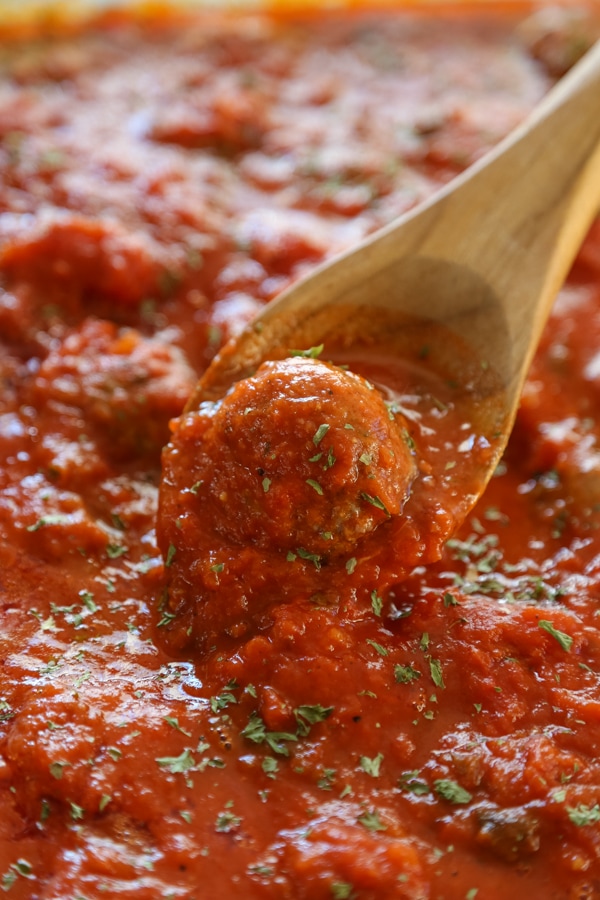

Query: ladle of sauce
[158,41,600,651]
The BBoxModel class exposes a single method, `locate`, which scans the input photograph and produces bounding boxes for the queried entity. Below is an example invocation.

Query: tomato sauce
[1,5,600,899]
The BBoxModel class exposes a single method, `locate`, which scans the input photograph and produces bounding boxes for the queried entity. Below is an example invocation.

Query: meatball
[0,213,174,311]
[172,356,415,556]
[31,318,196,462]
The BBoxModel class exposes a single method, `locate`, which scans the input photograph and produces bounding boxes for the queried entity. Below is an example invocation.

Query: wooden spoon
[185,39,600,528]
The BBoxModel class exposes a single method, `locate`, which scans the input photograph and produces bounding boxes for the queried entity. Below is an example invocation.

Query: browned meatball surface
[173,356,415,556]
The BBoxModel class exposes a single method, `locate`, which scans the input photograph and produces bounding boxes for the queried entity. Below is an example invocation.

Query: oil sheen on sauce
[0,6,600,900]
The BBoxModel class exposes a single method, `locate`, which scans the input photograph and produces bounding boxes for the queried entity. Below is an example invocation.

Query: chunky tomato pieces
[0,6,600,900]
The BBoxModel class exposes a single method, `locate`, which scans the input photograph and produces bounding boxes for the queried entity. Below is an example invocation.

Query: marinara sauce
[1,5,600,899]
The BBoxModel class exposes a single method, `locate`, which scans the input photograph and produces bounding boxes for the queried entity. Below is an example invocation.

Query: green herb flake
[13,862,32,878]
[366,639,388,657]
[313,424,330,446]
[399,771,430,795]
[106,543,128,559]
[164,716,192,737]
[1,870,17,891]
[156,748,196,774]
[111,512,126,531]
[157,610,176,628]
[434,779,472,805]
[289,344,324,359]
[70,802,85,821]
[295,704,333,726]
[360,753,383,777]
[40,798,51,822]
[539,620,573,652]
[26,514,69,532]
[241,713,297,757]
[371,591,383,617]
[79,591,97,612]
[249,865,274,877]
[324,448,337,470]
[243,705,331,757]
[210,690,237,713]
[99,794,112,812]
[262,757,279,778]
[402,429,416,450]
[215,811,242,833]
[262,477,271,493]
[360,492,390,516]
[165,544,177,568]
[567,803,600,826]
[296,548,322,570]
[317,768,336,791]
[331,883,354,899]
[210,563,224,574]
[306,479,324,496]
[73,670,91,690]
[395,664,421,684]
[346,557,357,575]
[429,659,446,689]
[1,858,34,892]
[357,809,387,832]
[241,714,267,744]
[49,760,70,780]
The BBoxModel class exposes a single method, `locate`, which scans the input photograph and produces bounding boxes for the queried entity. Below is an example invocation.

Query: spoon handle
[420,38,600,377]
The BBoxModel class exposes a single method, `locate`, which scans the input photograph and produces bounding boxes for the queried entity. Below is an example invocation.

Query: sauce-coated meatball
[192,357,415,555]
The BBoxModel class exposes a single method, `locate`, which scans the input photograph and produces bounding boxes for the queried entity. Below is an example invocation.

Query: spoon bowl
[191,39,600,526]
